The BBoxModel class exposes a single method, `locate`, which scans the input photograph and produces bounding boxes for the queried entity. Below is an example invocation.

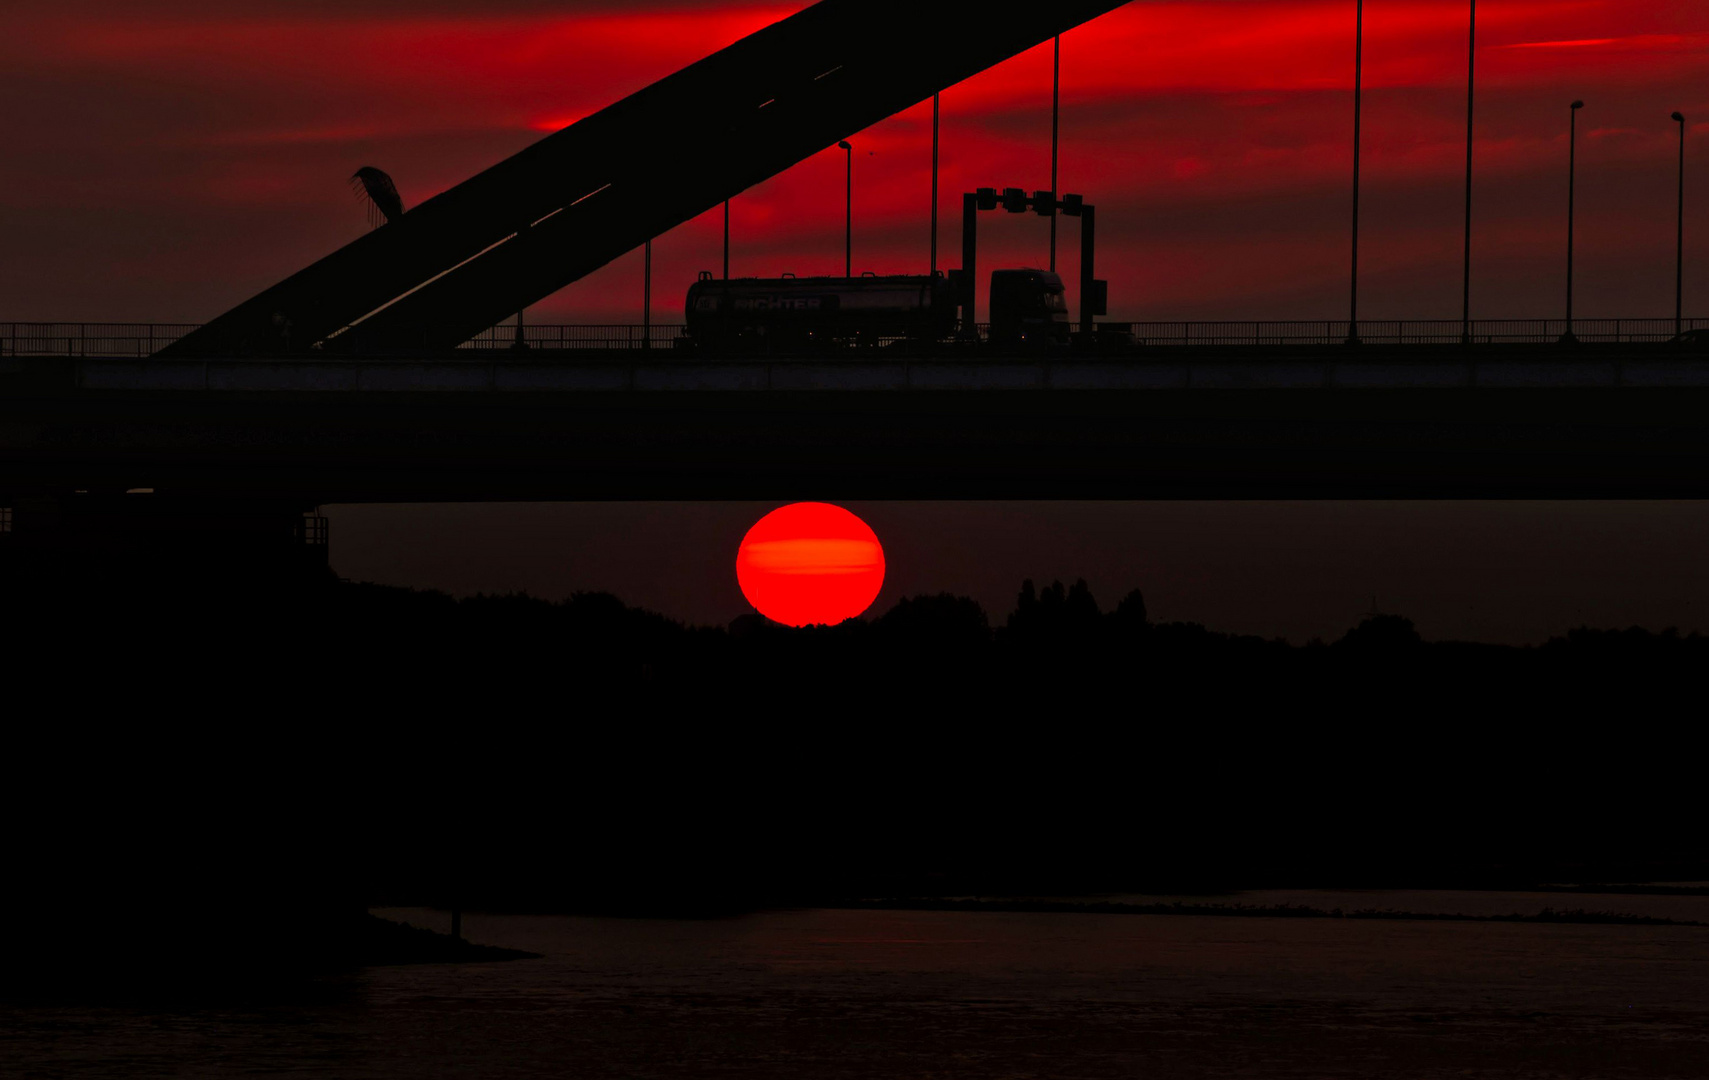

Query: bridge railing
[3,319,1704,357]
[458,323,689,351]
[1107,318,1708,346]
[0,323,202,357]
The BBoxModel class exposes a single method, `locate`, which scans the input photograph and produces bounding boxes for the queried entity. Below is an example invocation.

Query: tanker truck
[683,268,1068,351]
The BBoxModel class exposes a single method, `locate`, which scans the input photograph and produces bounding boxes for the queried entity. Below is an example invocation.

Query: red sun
[736,503,886,627]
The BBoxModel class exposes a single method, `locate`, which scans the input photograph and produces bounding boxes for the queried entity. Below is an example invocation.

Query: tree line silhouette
[3,570,1704,985]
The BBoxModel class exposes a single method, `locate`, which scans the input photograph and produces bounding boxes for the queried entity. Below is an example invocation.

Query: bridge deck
[6,347,1709,502]
[15,345,1709,394]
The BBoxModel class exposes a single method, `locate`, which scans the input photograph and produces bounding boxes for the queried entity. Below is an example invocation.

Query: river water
[7,893,1708,1078]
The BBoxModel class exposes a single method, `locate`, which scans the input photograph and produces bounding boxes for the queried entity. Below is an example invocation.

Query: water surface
[7,896,1707,1078]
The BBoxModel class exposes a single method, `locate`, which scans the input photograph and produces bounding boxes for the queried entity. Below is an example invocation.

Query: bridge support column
[1079,204,1096,336]
[959,193,978,338]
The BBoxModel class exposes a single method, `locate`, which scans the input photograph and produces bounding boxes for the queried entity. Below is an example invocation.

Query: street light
[1564,99,1585,343]
[1674,111,1687,338]
[838,140,853,277]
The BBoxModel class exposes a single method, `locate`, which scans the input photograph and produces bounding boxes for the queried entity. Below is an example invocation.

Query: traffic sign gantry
[958,189,1106,338]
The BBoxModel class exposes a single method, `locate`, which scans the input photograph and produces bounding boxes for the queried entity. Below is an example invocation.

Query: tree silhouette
[875,592,991,650]
[1110,588,1150,642]
[1338,613,1423,651]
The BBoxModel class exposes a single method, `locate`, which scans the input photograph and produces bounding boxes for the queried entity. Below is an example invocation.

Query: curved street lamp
[1674,111,1687,338]
[1564,100,1585,343]
[838,140,853,277]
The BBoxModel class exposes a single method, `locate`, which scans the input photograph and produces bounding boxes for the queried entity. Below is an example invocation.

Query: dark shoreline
[361,913,542,965]
[835,898,1706,927]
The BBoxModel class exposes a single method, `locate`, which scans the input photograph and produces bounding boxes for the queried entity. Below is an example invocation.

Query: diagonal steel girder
[161,0,1128,357]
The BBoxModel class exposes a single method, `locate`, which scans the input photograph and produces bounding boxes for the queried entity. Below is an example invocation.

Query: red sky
[3,0,1705,324]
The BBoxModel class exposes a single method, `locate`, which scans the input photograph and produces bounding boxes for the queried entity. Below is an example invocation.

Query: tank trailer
[684,269,1068,349]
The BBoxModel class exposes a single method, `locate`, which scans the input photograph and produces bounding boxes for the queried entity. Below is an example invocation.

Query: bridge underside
[7,373,1709,502]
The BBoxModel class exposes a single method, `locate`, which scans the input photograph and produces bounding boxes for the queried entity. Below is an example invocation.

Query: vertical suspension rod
[1348,0,1364,344]
[1050,35,1061,273]
[1462,0,1476,343]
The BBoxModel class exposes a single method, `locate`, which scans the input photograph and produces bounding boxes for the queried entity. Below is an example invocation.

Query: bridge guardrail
[459,324,688,351]
[1,323,202,358]
[3,319,1704,357]
[1103,318,1709,346]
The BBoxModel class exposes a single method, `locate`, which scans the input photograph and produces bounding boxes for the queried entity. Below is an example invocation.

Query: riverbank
[837,897,1707,926]
[0,908,538,1002]
[359,913,541,965]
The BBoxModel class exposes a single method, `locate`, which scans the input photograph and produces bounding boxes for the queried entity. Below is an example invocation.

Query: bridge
[3,0,1707,572]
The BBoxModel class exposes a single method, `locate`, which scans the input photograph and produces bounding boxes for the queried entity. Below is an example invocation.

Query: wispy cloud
[1496,33,1699,51]
[1,0,1705,322]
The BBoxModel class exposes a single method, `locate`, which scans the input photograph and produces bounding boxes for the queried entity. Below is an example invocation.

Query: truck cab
[988,269,1069,348]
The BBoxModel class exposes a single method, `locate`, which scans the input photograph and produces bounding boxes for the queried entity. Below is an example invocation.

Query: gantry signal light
[958,187,1101,338]
[979,188,1077,216]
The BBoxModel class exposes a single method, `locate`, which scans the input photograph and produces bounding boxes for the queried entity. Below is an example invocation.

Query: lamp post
[838,140,853,277]
[1347,0,1364,345]
[1461,0,1476,344]
[1674,111,1687,338]
[1564,99,1584,342]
